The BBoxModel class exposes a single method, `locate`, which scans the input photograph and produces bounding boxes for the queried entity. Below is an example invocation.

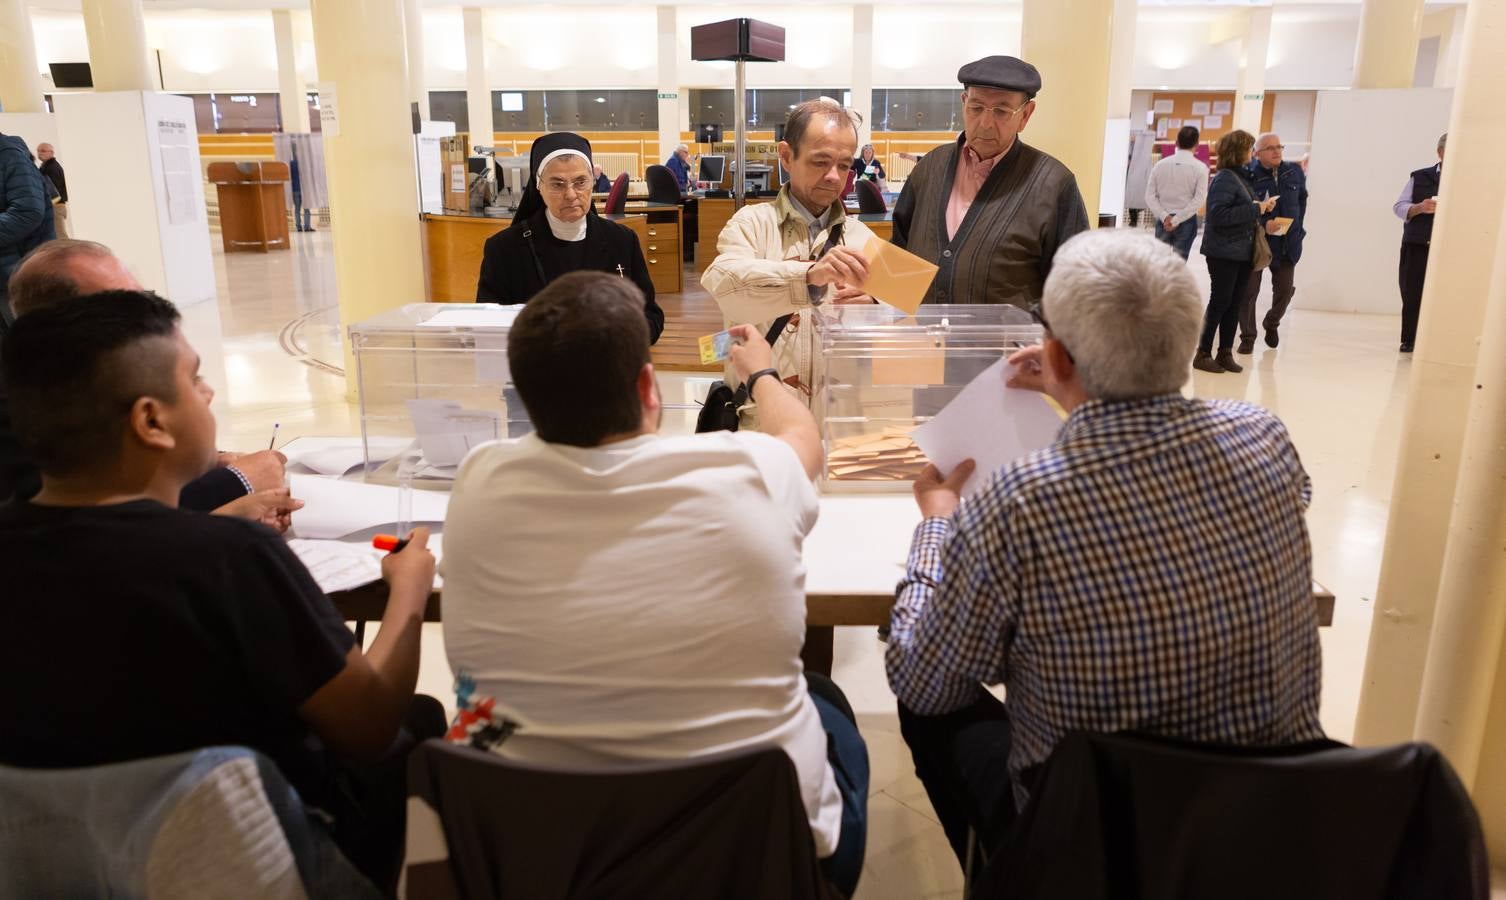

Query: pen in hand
[268,422,280,450]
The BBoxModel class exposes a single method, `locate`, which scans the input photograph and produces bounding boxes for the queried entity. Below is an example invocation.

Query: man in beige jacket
[703,98,880,403]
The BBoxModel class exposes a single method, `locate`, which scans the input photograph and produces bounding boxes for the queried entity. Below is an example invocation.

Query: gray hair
[1256,132,1281,149]
[7,239,117,318]
[675,143,689,154]
[1043,229,1203,400]
[1438,132,1447,151]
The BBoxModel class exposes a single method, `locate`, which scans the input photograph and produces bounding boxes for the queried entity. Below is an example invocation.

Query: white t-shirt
[441,429,841,856]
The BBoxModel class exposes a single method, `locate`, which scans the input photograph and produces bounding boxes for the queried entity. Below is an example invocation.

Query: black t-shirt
[0,498,354,806]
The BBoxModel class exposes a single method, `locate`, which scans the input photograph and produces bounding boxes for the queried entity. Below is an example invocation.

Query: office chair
[856,179,887,213]
[0,747,378,899]
[969,731,1490,900]
[405,740,837,900]
[645,164,683,204]
[603,172,629,214]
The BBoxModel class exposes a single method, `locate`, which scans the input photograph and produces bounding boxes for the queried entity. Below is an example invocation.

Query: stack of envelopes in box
[826,427,931,482]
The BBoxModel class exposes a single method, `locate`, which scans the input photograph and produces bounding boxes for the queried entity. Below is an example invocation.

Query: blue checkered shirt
[887,395,1325,805]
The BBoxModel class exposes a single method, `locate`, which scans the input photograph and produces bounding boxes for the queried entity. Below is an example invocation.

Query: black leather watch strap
[745,368,781,401]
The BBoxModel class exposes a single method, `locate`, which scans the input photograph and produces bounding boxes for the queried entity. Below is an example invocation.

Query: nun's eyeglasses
[542,176,594,195]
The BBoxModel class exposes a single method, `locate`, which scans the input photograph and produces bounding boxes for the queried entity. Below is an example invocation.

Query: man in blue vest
[1237,132,1307,353]
[1391,133,1445,353]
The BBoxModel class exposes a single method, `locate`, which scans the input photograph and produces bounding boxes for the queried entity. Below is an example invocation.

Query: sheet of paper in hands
[859,237,939,315]
[288,474,451,539]
[910,358,1065,498]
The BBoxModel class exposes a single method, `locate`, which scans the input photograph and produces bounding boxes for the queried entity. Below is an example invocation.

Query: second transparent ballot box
[812,304,1042,492]
[349,303,713,484]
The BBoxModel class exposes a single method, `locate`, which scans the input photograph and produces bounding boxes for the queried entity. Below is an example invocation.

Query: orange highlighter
[372,534,409,553]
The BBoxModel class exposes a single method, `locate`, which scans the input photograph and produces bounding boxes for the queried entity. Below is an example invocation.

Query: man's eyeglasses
[963,102,1026,122]
[542,176,594,195]
[1028,300,1074,362]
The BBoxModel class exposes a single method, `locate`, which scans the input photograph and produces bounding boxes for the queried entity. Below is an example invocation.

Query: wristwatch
[745,368,781,400]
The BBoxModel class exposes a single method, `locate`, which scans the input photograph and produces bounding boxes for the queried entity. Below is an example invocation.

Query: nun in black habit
[476,132,664,343]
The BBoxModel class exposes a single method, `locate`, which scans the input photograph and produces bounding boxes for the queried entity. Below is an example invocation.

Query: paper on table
[287,538,385,593]
[910,358,1064,498]
[289,474,451,539]
[289,535,447,594]
[859,237,939,315]
[282,435,413,476]
[417,304,524,329]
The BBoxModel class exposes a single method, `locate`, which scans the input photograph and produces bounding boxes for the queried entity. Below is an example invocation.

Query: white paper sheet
[417,304,524,329]
[1191,101,1211,116]
[1212,100,1232,115]
[282,435,414,476]
[1153,99,1174,114]
[407,399,501,467]
[910,359,1064,498]
[1203,114,1224,130]
[288,535,447,593]
[288,474,451,539]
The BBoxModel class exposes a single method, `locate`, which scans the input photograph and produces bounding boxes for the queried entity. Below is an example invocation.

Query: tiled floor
[206,230,1420,898]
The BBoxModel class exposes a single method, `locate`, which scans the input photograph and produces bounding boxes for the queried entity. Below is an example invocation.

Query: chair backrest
[0,747,377,900]
[407,740,833,900]
[842,169,856,198]
[603,172,630,214]
[644,164,682,204]
[979,731,1490,900]
[856,179,887,213]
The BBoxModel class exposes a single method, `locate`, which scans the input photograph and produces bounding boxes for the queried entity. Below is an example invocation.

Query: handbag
[694,314,792,433]
[1232,173,1274,271]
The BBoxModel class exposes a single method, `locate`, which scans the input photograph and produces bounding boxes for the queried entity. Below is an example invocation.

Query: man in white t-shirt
[442,271,868,895]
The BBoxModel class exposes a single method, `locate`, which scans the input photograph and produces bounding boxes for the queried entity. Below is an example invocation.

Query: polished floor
[204,230,1420,899]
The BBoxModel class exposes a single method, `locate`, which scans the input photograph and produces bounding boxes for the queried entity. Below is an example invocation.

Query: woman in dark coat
[1196,129,1276,374]
[476,133,664,343]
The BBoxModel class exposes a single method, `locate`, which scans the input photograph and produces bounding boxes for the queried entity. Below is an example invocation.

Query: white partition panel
[1298,88,1452,314]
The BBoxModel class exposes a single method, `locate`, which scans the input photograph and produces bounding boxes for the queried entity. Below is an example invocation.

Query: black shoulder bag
[694,314,791,433]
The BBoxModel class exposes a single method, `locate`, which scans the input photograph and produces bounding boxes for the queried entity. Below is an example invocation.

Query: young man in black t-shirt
[0,290,439,892]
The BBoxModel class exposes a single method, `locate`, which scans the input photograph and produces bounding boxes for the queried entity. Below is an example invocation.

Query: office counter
[422,211,648,302]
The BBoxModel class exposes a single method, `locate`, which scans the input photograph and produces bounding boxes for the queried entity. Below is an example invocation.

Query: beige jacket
[702,188,877,400]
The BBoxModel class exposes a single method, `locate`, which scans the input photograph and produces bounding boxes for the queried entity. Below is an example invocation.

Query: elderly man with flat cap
[891,55,1090,309]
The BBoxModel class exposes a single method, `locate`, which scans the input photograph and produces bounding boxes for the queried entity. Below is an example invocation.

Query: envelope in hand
[860,237,939,315]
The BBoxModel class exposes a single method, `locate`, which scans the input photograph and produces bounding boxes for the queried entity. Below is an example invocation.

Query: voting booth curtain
[273,134,329,211]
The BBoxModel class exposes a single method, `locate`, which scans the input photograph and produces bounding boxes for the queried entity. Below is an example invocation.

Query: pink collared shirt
[946,141,1009,240]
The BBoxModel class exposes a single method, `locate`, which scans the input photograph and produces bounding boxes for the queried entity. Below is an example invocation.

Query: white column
[403,0,428,120]
[1354,0,1506,748]
[1232,6,1272,136]
[851,5,874,148]
[1426,7,1466,89]
[462,7,492,150]
[1105,0,1137,120]
[1353,0,1426,89]
[0,0,46,113]
[655,5,679,165]
[81,0,154,93]
[272,10,311,134]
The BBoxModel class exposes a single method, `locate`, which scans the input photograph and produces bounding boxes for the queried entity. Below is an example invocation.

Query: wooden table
[326,494,1336,675]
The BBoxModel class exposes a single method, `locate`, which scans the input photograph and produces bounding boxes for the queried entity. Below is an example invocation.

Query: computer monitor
[494,156,530,209]
[696,123,724,143]
[49,62,92,88]
[698,155,726,187]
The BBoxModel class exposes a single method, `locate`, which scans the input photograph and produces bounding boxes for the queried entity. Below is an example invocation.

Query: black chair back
[645,164,682,204]
[856,179,886,213]
[978,731,1490,900]
[603,172,629,214]
[407,740,835,900]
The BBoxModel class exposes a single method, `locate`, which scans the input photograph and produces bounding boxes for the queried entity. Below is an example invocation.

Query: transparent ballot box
[349,303,712,485]
[812,305,1042,492]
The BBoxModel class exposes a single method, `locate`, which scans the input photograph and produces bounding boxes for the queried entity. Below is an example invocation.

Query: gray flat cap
[958,55,1041,98]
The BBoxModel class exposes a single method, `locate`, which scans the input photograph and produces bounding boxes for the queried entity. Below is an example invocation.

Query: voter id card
[698,330,734,364]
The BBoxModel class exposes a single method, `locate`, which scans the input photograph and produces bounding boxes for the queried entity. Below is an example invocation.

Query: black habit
[475,209,664,344]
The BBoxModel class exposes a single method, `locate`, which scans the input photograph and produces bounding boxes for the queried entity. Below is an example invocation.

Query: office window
[429,90,468,131]
[540,90,657,131]
[687,87,849,132]
[873,89,962,132]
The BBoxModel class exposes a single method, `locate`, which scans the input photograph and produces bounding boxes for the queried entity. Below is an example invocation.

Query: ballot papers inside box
[813,304,1041,492]
[349,303,524,485]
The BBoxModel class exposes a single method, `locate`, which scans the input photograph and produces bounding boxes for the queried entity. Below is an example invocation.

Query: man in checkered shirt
[886,228,1325,869]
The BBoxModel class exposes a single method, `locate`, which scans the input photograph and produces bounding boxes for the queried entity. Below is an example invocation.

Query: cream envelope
[860,237,939,315]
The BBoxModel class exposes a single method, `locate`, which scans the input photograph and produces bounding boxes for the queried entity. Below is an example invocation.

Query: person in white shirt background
[1145,125,1209,261]
[440,271,869,897]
